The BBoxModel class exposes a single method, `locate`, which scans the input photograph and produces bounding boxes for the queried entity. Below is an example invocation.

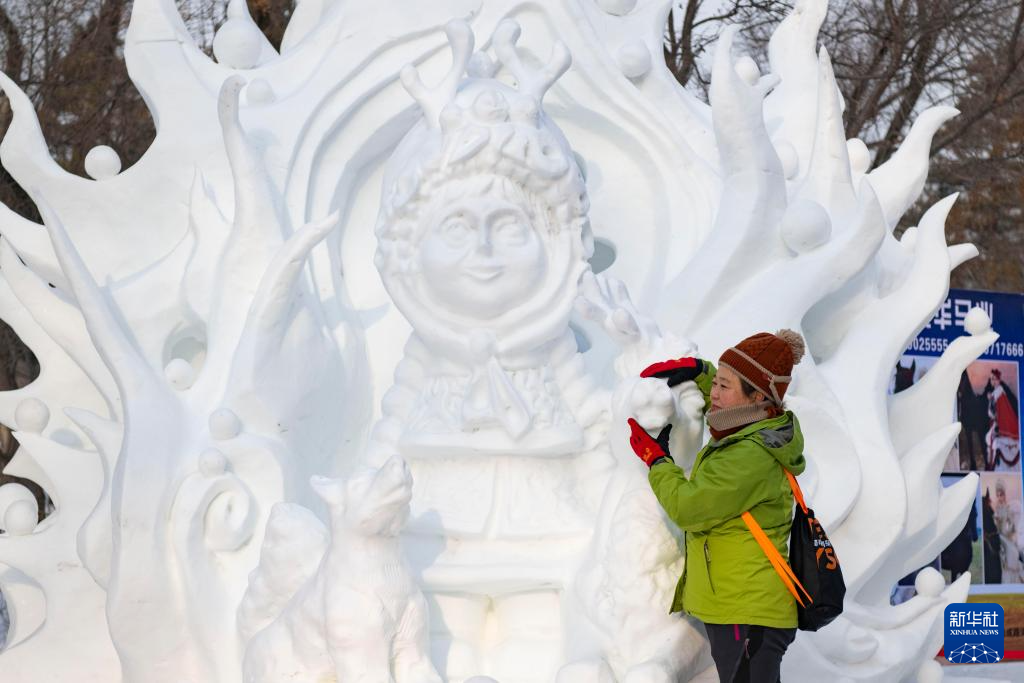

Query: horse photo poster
[894,288,1024,656]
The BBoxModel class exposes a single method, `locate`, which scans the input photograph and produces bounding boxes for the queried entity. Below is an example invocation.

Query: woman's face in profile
[710,365,762,412]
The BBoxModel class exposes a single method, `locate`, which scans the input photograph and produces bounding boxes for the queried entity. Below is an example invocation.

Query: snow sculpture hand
[241,456,440,683]
[628,378,675,432]
[626,368,707,472]
[576,270,657,346]
[675,382,708,470]
[577,270,698,378]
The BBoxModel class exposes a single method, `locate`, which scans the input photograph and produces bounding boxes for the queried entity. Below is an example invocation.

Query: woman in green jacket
[627,330,807,683]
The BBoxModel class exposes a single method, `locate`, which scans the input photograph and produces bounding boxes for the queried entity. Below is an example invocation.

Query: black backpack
[741,468,846,631]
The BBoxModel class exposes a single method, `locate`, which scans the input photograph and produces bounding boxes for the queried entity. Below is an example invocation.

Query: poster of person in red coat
[989,368,1022,472]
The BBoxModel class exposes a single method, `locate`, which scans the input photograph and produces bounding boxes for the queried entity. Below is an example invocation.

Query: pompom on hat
[719,329,806,406]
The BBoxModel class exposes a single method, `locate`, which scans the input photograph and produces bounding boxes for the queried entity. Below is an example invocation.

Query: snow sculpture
[370,19,704,681]
[241,455,441,683]
[0,0,990,681]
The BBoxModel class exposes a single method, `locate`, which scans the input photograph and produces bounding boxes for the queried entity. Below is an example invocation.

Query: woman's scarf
[706,401,780,441]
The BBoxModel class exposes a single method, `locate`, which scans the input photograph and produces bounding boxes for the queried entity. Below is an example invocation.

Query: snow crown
[374,19,593,276]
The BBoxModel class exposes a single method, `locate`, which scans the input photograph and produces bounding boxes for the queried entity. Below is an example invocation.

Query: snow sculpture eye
[440,215,474,248]
[493,216,528,247]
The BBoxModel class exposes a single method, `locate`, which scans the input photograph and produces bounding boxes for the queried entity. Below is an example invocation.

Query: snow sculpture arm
[577,269,706,464]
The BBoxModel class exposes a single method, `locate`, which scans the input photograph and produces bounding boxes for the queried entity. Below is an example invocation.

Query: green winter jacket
[648,363,807,628]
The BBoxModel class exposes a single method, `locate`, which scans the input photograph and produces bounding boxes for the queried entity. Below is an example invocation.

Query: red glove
[628,418,673,467]
[641,357,705,387]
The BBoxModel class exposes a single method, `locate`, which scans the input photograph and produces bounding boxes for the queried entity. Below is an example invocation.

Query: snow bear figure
[241,455,440,683]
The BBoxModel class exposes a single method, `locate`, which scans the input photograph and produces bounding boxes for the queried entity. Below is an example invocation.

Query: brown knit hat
[719,329,806,405]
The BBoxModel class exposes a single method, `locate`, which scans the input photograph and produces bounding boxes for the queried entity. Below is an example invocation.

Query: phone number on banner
[908,337,1024,358]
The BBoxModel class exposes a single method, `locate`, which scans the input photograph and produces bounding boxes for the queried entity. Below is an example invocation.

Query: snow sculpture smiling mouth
[0,0,993,681]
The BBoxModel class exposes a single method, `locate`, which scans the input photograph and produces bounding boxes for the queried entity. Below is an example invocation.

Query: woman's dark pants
[704,622,797,683]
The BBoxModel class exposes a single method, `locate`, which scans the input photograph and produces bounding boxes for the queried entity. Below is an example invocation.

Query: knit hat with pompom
[719,329,806,405]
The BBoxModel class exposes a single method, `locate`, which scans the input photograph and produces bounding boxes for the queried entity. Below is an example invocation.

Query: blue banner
[908,288,1024,360]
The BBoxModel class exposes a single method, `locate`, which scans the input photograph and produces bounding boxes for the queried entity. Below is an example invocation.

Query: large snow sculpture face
[419,179,547,319]
[375,52,591,359]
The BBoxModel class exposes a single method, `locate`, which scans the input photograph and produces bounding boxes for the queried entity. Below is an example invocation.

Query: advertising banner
[894,288,1024,660]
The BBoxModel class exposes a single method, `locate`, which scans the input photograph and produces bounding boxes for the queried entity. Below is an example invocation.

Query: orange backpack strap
[784,469,808,515]
[741,511,813,608]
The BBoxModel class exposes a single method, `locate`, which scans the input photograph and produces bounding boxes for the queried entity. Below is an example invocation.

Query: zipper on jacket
[704,540,716,594]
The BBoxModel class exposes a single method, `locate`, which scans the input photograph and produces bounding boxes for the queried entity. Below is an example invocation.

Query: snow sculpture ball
[15,398,50,433]
[781,199,831,254]
[84,146,122,180]
[164,358,196,390]
[965,306,992,336]
[4,498,38,535]
[0,482,34,506]
[617,41,652,79]
[213,19,263,69]
[0,482,37,535]
[209,408,242,440]
[914,567,945,598]
[734,55,760,86]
